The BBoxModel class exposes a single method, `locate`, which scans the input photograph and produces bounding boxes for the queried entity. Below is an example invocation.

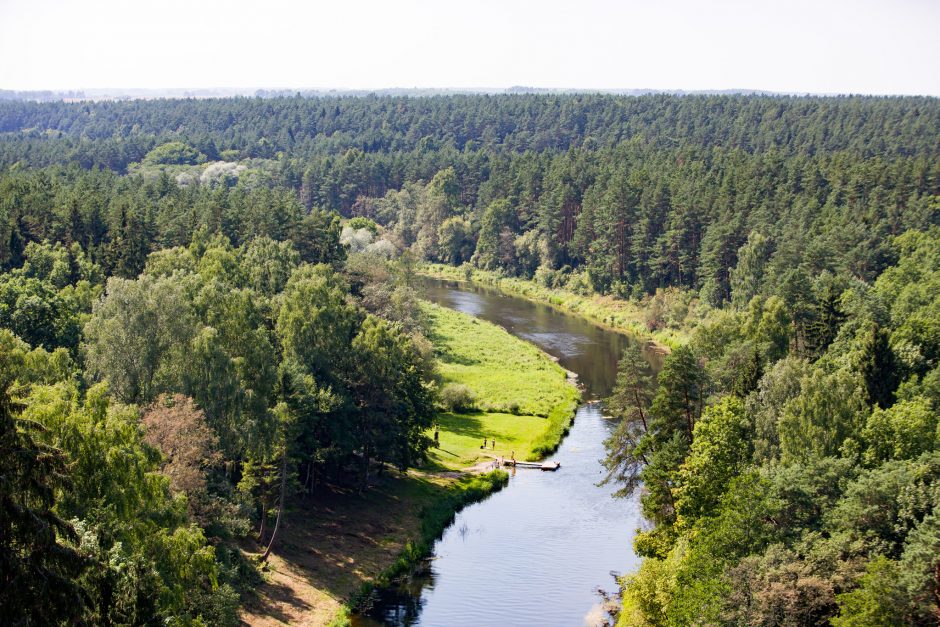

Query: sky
[1,0,938,95]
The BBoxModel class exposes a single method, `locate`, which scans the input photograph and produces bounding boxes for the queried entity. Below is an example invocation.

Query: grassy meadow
[423,301,581,469]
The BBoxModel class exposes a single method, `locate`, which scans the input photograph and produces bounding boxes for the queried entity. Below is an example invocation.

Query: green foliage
[474,199,515,270]
[649,345,706,450]
[616,223,939,626]
[863,397,938,464]
[674,397,752,523]
[730,231,770,309]
[832,557,912,626]
[439,382,476,413]
[438,216,474,265]
[778,368,867,464]
[291,209,346,266]
[348,314,437,471]
[853,322,900,408]
[83,275,196,404]
[347,216,378,234]
[0,273,81,350]
[602,344,654,496]
[143,141,206,166]
[0,351,88,625]
[276,264,360,382]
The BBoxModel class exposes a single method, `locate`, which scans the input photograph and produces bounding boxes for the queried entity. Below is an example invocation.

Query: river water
[353,278,662,627]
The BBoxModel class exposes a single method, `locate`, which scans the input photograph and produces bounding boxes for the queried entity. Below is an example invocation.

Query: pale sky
[1,0,938,95]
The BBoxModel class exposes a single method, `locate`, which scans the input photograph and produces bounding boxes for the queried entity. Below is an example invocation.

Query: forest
[0,93,937,625]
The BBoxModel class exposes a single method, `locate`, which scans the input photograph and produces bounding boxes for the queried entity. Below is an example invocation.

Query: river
[353,278,662,626]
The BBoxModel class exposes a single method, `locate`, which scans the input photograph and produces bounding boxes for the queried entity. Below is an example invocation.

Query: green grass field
[422,302,580,469]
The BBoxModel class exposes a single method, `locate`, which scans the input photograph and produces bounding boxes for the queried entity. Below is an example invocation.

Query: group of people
[482,438,516,470]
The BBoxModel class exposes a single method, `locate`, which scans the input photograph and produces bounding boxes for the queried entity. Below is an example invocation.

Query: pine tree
[602,344,654,497]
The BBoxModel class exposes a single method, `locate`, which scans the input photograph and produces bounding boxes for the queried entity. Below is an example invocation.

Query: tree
[649,345,707,446]
[748,356,807,463]
[749,295,791,363]
[21,381,226,624]
[239,236,301,297]
[83,275,196,404]
[415,168,463,261]
[863,397,938,464]
[474,199,515,270]
[778,368,867,463]
[438,216,474,265]
[142,394,222,521]
[184,276,277,458]
[0,343,88,625]
[730,231,771,309]
[602,344,654,497]
[674,396,753,523]
[347,315,436,481]
[260,403,295,562]
[290,209,346,266]
[633,345,708,535]
[805,272,846,357]
[275,264,359,385]
[832,558,915,626]
[0,273,80,350]
[854,322,899,409]
[237,456,280,544]
[143,141,206,166]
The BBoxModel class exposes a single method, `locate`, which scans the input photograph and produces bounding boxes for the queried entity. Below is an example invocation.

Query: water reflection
[353,279,660,626]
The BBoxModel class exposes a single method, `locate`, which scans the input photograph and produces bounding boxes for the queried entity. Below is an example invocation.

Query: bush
[439,383,476,412]
[347,217,379,235]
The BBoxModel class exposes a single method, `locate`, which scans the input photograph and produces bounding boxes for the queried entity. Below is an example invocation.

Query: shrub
[347,217,378,234]
[439,383,476,413]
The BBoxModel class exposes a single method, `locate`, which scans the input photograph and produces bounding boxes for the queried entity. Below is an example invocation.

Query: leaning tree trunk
[261,449,288,562]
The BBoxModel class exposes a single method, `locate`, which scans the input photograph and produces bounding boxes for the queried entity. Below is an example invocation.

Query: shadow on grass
[244,472,452,621]
[436,411,489,439]
[423,325,482,367]
[243,577,312,624]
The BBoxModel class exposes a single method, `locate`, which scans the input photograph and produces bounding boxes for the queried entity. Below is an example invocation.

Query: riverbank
[241,470,507,626]
[420,263,698,351]
[242,300,580,626]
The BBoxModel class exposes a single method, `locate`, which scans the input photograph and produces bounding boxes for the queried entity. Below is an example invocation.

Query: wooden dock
[502,459,561,471]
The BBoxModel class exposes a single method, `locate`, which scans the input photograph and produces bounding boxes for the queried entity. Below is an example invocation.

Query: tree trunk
[258,502,267,544]
[361,450,370,492]
[261,449,288,562]
[633,388,649,432]
[304,461,313,497]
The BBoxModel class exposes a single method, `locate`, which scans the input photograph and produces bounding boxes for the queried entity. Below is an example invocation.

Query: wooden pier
[503,459,561,471]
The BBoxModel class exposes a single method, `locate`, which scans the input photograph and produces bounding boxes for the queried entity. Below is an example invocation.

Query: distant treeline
[1,95,938,303]
[1,94,937,166]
